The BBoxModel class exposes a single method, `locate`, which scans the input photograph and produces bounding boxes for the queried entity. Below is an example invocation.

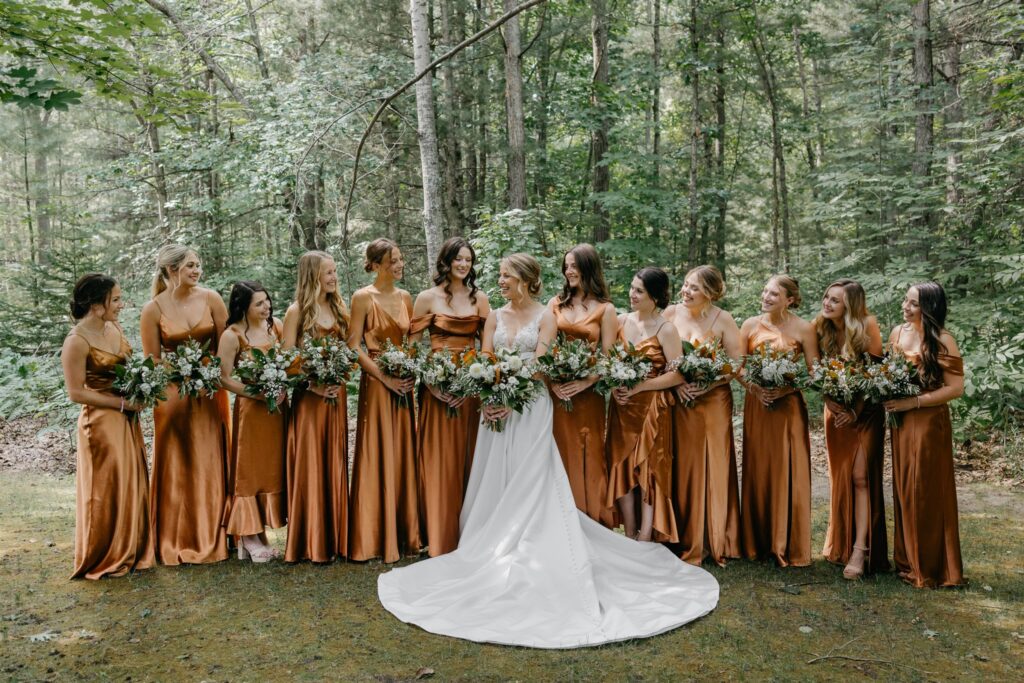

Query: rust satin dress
[71,333,156,579]
[349,298,423,562]
[672,323,741,566]
[224,323,287,537]
[285,321,349,563]
[605,330,679,543]
[740,319,812,567]
[150,303,230,565]
[891,334,965,588]
[550,303,615,528]
[821,379,889,574]
[410,313,483,557]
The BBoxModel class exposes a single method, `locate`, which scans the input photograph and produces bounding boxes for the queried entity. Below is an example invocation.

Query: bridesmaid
[141,244,230,565]
[814,279,889,579]
[282,251,350,563]
[546,244,618,527]
[884,282,965,588]
[738,274,819,567]
[218,281,287,562]
[348,238,422,562]
[606,267,683,543]
[410,237,489,557]
[663,265,741,566]
[62,274,155,579]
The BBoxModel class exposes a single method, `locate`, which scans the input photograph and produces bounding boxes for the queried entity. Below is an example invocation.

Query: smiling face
[498,262,522,302]
[681,272,710,311]
[98,284,124,322]
[248,290,271,322]
[450,247,473,283]
[563,252,580,290]
[629,277,654,314]
[318,257,338,294]
[174,251,202,288]
[821,285,846,321]
[761,278,792,314]
[383,247,405,281]
[902,286,921,324]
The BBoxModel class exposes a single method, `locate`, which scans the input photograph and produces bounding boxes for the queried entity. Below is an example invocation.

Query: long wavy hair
[557,243,611,309]
[912,281,949,389]
[814,278,871,359]
[294,251,349,340]
[227,281,274,338]
[433,236,479,306]
[151,244,196,297]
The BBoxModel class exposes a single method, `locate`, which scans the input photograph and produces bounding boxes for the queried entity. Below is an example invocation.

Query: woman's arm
[62,334,138,411]
[216,329,249,398]
[140,301,162,360]
[207,289,228,351]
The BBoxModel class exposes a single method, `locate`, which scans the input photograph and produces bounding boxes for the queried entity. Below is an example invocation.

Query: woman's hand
[123,400,145,413]
[482,405,511,422]
[310,382,341,401]
[552,377,595,401]
[883,397,917,414]
[382,375,416,397]
[612,386,635,405]
[760,385,795,404]
[825,398,856,427]
[675,381,708,403]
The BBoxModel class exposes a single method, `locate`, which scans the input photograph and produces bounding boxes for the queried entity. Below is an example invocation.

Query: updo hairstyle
[502,253,543,298]
[636,267,671,310]
[364,238,398,273]
[71,273,117,320]
[769,274,802,309]
[684,265,726,302]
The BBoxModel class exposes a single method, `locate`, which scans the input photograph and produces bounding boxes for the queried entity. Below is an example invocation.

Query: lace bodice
[494,308,543,359]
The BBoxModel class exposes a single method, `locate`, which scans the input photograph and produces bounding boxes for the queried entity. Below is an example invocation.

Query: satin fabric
[349,297,423,562]
[410,313,483,557]
[739,319,812,567]
[378,317,718,649]
[549,302,616,528]
[72,334,155,579]
[891,340,965,588]
[821,401,889,573]
[224,323,287,536]
[150,304,230,565]
[605,332,678,543]
[285,322,349,563]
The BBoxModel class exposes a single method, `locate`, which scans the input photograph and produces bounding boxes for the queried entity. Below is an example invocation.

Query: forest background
[0,0,1022,449]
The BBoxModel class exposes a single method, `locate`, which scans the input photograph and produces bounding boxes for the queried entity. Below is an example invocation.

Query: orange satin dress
[224,323,287,537]
[71,333,156,579]
[891,332,965,588]
[285,321,349,563]
[821,380,889,574]
[605,330,678,543]
[550,303,615,528]
[349,297,422,562]
[410,313,483,557]
[672,321,741,566]
[740,319,812,567]
[150,303,230,565]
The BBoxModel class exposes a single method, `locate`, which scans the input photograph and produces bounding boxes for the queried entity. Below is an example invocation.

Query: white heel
[238,544,250,560]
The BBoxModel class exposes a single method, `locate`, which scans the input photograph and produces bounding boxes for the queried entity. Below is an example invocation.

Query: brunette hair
[152,244,197,297]
[71,273,117,320]
[434,236,479,305]
[636,267,671,310]
[768,274,802,309]
[502,253,543,298]
[294,251,349,340]
[364,238,398,273]
[912,281,950,389]
[682,265,726,302]
[814,278,871,358]
[557,243,611,309]
[227,281,274,337]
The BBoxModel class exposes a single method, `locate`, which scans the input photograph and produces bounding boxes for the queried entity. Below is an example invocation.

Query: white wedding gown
[378,309,719,648]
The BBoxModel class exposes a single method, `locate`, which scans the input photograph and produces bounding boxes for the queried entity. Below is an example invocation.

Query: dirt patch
[0,416,75,475]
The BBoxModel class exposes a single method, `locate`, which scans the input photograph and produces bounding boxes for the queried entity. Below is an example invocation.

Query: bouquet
[234,344,301,414]
[669,338,735,406]
[300,335,360,406]
[375,338,423,408]
[112,354,169,418]
[418,347,462,418]
[451,348,541,432]
[862,349,921,426]
[593,343,654,397]
[742,343,808,409]
[534,334,599,412]
[163,339,222,399]
[808,356,866,408]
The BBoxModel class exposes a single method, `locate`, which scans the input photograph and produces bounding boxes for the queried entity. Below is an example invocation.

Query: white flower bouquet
[163,339,222,399]
[534,334,599,412]
[451,347,541,432]
[669,338,734,406]
[234,343,301,414]
[808,356,866,408]
[375,338,423,408]
[112,354,168,418]
[418,347,463,418]
[593,343,654,397]
[300,335,360,406]
[862,349,921,426]
[742,343,808,409]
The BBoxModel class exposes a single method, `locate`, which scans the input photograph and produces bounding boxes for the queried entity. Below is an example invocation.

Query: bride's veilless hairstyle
[364,238,398,273]
[227,281,274,337]
[681,265,726,303]
[635,267,671,310]
[768,273,802,309]
[152,244,197,297]
[557,243,611,309]
[294,251,349,341]
[501,253,543,299]
[434,236,479,306]
[814,278,871,359]
[71,273,117,320]
[912,281,950,390]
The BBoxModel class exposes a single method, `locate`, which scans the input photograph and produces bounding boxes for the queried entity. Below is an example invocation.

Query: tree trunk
[244,0,271,83]
[686,0,700,267]
[439,0,465,233]
[943,2,962,206]
[29,110,52,266]
[911,0,934,246]
[590,0,611,243]
[410,0,446,268]
[792,25,824,250]
[383,112,402,241]
[713,24,727,270]
[651,0,661,187]
[502,0,528,209]
[534,19,552,201]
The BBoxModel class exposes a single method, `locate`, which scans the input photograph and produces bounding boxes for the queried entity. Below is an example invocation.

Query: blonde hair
[152,244,196,297]
[814,279,871,359]
[682,265,726,302]
[502,253,543,298]
[768,274,802,309]
[363,238,398,273]
[294,251,349,340]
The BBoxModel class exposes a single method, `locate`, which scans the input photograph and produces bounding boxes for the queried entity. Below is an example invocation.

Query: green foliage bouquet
[534,333,599,412]
[163,339,222,399]
[669,338,735,407]
[234,344,301,414]
[300,336,359,406]
[112,354,168,418]
[808,356,866,408]
[862,349,921,426]
[417,347,462,418]
[593,343,654,397]
[451,348,542,432]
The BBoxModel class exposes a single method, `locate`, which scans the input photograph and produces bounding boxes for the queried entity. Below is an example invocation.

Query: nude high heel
[843,545,868,580]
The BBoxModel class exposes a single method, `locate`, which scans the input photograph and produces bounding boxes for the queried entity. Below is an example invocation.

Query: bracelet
[120,398,125,413]
[916,396,922,409]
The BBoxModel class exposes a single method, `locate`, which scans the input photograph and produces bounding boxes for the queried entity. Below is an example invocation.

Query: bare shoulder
[940,330,960,354]
[739,315,760,333]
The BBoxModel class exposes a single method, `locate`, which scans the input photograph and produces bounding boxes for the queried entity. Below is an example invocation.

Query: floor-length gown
[739,319,812,567]
[150,301,230,565]
[891,328,965,588]
[349,297,422,562]
[285,321,349,563]
[410,313,483,557]
[378,309,718,649]
[550,302,616,528]
[71,332,156,579]
[224,323,287,537]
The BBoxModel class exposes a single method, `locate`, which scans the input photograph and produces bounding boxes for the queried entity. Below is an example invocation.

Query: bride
[378,253,719,649]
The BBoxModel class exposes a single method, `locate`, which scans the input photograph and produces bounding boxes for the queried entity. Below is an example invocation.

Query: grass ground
[0,471,1021,682]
